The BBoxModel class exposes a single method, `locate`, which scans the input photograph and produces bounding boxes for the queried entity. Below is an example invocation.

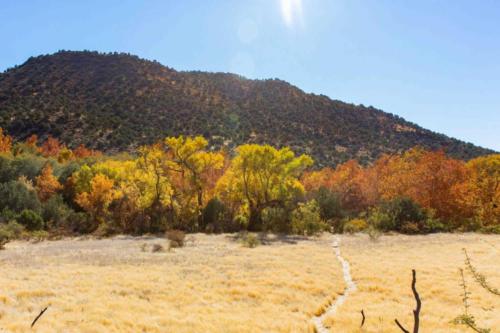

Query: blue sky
[1,0,499,150]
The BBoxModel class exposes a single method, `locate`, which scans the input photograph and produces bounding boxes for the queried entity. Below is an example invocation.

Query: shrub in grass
[480,224,500,234]
[166,230,185,248]
[291,200,328,236]
[343,218,368,234]
[240,232,260,248]
[16,209,44,231]
[369,197,428,234]
[366,225,381,241]
[262,206,289,233]
[0,221,24,249]
[42,194,72,228]
[0,180,41,214]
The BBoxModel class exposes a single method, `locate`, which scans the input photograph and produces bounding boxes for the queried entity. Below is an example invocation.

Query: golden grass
[0,234,344,332]
[323,233,500,332]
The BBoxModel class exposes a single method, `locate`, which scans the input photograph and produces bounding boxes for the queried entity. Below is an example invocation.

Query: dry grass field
[324,233,500,332]
[1,233,499,332]
[0,234,344,333]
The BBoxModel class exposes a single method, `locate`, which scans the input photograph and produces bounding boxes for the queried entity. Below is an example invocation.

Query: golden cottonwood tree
[462,154,500,226]
[164,136,224,228]
[216,144,312,231]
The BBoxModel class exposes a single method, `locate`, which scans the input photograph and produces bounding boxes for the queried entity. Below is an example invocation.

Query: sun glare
[280,0,303,28]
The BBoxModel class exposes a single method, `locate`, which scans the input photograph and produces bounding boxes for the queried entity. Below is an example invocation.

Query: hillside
[0,51,493,166]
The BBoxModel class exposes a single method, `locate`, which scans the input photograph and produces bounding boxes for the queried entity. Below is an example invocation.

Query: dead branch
[360,309,365,327]
[394,319,410,333]
[395,269,421,333]
[31,306,49,328]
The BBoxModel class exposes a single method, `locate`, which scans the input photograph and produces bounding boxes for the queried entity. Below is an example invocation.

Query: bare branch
[360,309,366,327]
[395,319,410,333]
[31,306,49,328]
[411,269,421,333]
[395,269,421,333]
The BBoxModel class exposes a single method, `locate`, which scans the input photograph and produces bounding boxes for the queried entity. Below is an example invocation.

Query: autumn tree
[373,148,468,223]
[0,128,13,153]
[35,163,62,202]
[25,134,38,147]
[73,144,101,159]
[302,160,370,214]
[461,154,500,226]
[136,143,174,229]
[216,144,313,231]
[40,136,64,157]
[75,174,120,228]
[164,136,224,229]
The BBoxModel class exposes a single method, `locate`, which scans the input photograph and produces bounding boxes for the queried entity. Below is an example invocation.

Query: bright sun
[280,0,303,28]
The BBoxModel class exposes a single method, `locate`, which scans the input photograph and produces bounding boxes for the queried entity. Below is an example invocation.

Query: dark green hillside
[0,51,493,166]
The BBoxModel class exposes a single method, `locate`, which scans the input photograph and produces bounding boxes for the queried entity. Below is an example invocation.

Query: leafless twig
[395,269,421,333]
[31,306,49,328]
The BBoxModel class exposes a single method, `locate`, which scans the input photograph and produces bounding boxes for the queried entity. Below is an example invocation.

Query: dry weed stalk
[452,268,491,333]
[463,248,500,296]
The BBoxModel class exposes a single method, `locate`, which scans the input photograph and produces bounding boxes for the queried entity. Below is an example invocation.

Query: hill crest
[0,50,494,166]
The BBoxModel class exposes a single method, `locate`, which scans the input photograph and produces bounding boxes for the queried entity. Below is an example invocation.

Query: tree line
[0,127,498,243]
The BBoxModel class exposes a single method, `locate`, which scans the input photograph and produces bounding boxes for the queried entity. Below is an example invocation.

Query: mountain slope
[0,51,494,166]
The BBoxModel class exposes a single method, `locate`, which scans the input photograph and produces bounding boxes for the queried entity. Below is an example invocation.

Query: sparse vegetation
[291,200,328,236]
[343,218,368,234]
[1,51,492,167]
[239,232,260,248]
[0,234,343,332]
[166,230,186,248]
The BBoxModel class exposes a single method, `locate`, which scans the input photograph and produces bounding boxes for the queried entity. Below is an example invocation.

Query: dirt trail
[312,236,356,333]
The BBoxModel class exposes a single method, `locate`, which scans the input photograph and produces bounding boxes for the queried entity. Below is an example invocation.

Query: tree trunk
[247,206,262,231]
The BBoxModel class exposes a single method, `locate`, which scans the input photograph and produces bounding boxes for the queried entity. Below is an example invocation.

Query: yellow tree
[35,164,63,202]
[0,128,12,153]
[164,136,224,228]
[136,143,175,228]
[216,144,313,231]
[462,154,500,226]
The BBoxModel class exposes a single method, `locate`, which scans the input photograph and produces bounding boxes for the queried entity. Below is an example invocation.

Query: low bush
[369,197,428,234]
[291,200,328,236]
[313,187,344,221]
[480,224,500,234]
[67,211,92,234]
[0,180,41,214]
[262,206,290,233]
[42,194,73,228]
[30,230,49,242]
[233,214,249,230]
[166,230,186,248]
[422,216,448,233]
[0,234,7,249]
[0,221,25,249]
[343,218,368,234]
[16,209,44,231]
[240,232,260,248]
[366,225,381,241]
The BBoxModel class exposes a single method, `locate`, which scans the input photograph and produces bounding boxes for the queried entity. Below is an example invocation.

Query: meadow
[1,233,499,332]
[0,234,343,332]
